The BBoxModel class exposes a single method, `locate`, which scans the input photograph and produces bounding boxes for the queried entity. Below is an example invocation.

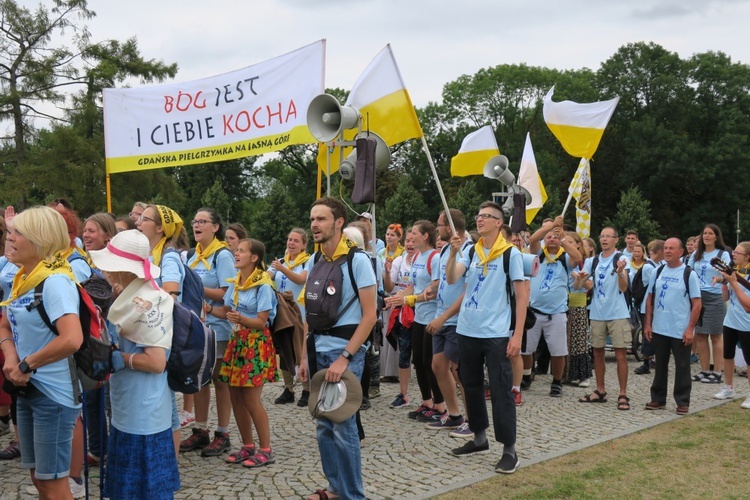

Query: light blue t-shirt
[724,273,750,331]
[305,250,377,352]
[636,262,658,314]
[69,256,92,283]
[530,252,574,314]
[109,336,172,435]
[649,264,702,339]
[411,249,440,325]
[0,257,19,306]
[7,274,81,409]
[224,282,277,327]
[188,248,234,341]
[456,246,524,339]
[435,242,473,326]
[583,253,630,321]
[688,248,730,294]
[153,250,185,300]
[271,258,308,319]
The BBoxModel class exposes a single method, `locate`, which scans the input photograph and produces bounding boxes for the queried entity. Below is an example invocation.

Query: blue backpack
[167,300,216,394]
[163,248,205,317]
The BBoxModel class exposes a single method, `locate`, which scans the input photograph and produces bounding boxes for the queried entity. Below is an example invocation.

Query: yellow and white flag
[569,158,592,237]
[517,133,547,224]
[450,125,499,177]
[543,86,619,159]
[317,44,423,175]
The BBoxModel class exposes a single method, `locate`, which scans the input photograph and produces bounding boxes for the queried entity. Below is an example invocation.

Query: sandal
[308,490,340,500]
[579,389,608,403]
[226,446,254,464]
[617,395,631,411]
[242,448,275,468]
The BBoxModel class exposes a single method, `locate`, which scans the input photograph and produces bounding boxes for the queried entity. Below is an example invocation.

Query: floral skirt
[218,326,278,387]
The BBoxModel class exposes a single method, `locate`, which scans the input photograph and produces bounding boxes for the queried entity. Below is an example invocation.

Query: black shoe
[520,375,532,391]
[495,452,520,474]
[634,364,651,375]
[201,431,231,457]
[549,382,563,397]
[451,439,489,456]
[274,388,295,404]
[297,390,309,407]
[359,398,371,411]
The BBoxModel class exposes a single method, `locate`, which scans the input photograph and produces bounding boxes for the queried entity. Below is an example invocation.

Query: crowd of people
[1,196,749,500]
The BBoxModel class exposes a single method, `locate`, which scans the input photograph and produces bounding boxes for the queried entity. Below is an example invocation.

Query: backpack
[629,260,656,310]
[305,248,360,331]
[650,264,704,326]
[27,275,114,396]
[467,246,536,332]
[164,248,205,317]
[167,300,216,394]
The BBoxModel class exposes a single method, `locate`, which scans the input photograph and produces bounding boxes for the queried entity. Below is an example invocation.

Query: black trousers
[650,333,692,406]
[458,335,516,446]
[412,322,443,404]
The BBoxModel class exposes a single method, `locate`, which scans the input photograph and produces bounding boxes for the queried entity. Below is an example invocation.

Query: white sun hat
[89,229,161,283]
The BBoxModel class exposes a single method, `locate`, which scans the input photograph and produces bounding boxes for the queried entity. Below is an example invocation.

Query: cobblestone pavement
[0,354,740,499]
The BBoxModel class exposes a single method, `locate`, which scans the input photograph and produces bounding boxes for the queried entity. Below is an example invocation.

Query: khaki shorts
[590,319,631,349]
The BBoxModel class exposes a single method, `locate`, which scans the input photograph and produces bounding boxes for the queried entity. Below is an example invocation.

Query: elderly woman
[0,206,82,499]
[90,229,179,499]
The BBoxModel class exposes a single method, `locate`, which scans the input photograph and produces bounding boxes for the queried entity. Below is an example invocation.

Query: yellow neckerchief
[75,245,86,257]
[474,233,514,276]
[385,243,404,261]
[283,251,311,270]
[0,256,76,306]
[227,268,274,308]
[58,246,75,261]
[152,237,169,267]
[736,264,750,278]
[630,259,644,271]
[190,237,229,270]
[321,235,356,262]
[542,246,564,264]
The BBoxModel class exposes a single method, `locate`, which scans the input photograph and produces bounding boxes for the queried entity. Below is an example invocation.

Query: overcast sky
[83,0,750,107]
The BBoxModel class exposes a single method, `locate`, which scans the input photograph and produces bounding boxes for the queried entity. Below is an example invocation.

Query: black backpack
[629,260,656,310]
[305,247,360,331]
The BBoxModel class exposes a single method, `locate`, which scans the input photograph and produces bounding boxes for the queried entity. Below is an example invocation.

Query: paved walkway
[0,354,738,499]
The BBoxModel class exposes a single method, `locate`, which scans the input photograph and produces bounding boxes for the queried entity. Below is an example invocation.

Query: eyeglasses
[599,234,617,239]
[733,251,748,256]
[138,215,157,224]
[129,211,142,219]
[191,219,213,227]
[475,213,500,221]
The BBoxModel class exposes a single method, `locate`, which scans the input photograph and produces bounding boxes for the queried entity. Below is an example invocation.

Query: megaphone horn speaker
[483,155,514,185]
[307,94,360,142]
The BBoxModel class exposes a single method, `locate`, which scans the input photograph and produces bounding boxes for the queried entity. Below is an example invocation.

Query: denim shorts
[17,389,80,480]
[432,325,460,363]
[170,391,180,431]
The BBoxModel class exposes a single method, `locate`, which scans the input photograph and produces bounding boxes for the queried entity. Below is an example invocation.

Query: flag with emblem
[568,158,592,237]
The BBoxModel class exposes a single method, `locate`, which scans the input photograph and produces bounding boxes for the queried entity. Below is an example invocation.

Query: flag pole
[561,156,587,218]
[420,136,463,256]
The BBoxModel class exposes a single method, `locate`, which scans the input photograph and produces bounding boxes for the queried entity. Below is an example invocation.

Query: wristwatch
[341,349,353,361]
[19,357,35,374]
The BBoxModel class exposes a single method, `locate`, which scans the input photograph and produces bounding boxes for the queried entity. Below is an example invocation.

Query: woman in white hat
[89,229,180,499]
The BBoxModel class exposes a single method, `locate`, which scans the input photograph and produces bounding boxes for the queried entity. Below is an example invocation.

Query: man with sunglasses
[445,201,527,474]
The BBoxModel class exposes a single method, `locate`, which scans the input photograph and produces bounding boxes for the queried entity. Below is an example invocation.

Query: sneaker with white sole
[742,395,750,409]
[495,452,520,474]
[449,421,474,438]
[578,378,590,388]
[69,477,85,499]
[390,393,410,409]
[179,410,195,428]
[426,414,464,430]
[714,385,736,400]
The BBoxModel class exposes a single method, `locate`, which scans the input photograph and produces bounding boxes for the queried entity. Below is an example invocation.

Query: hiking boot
[520,375,532,391]
[407,403,431,420]
[701,372,722,384]
[359,398,371,411]
[297,390,309,407]
[180,428,210,452]
[512,388,523,406]
[368,387,381,399]
[417,408,447,423]
[274,388,295,404]
[675,405,689,415]
[0,440,20,460]
[692,371,709,382]
[634,364,650,375]
[549,383,563,398]
[426,414,463,430]
[714,385,736,400]
[495,452,520,474]
[645,401,666,410]
[201,431,231,457]
[449,421,474,439]
[390,393,410,409]
[451,440,489,456]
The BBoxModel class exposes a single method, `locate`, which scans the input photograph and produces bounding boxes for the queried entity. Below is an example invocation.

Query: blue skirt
[105,426,180,499]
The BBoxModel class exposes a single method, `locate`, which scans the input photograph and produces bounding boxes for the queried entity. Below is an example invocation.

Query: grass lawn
[438,400,749,499]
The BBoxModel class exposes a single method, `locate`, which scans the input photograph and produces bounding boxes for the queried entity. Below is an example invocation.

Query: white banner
[103,40,325,173]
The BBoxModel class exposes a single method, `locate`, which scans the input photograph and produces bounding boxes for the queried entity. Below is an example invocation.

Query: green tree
[380,179,429,228]
[449,178,484,230]
[246,181,306,259]
[201,178,232,224]
[602,186,660,244]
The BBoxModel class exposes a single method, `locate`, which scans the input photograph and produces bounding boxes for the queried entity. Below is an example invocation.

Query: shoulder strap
[25,280,58,336]
[683,265,692,298]
[504,249,512,300]
[67,252,85,264]
[313,251,322,265]
[212,246,230,268]
[440,244,451,259]
[590,255,600,287]
[346,247,360,299]
[426,250,439,275]
[468,245,476,263]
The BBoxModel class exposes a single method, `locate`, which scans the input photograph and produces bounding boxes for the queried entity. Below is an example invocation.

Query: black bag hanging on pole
[352,136,376,204]
[511,192,527,234]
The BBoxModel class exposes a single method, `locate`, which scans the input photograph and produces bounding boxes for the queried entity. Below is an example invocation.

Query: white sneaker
[179,410,195,428]
[714,385,736,400]
[25,484,38,495]
[742,395,750,409]
[578,378,590,388]
[69,477,86,499]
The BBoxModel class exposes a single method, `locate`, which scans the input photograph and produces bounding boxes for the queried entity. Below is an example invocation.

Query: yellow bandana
[284,251,311,270]
[385,244,404,262]
[321,236,356,262]
[0,257,76,306]
[227,268,274,308]
[190,237,229,270]
[630,260,644,271]
[152,205,183,266]
[474,234,514,276]
[736,265,750,278]
[542,246,564,264]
